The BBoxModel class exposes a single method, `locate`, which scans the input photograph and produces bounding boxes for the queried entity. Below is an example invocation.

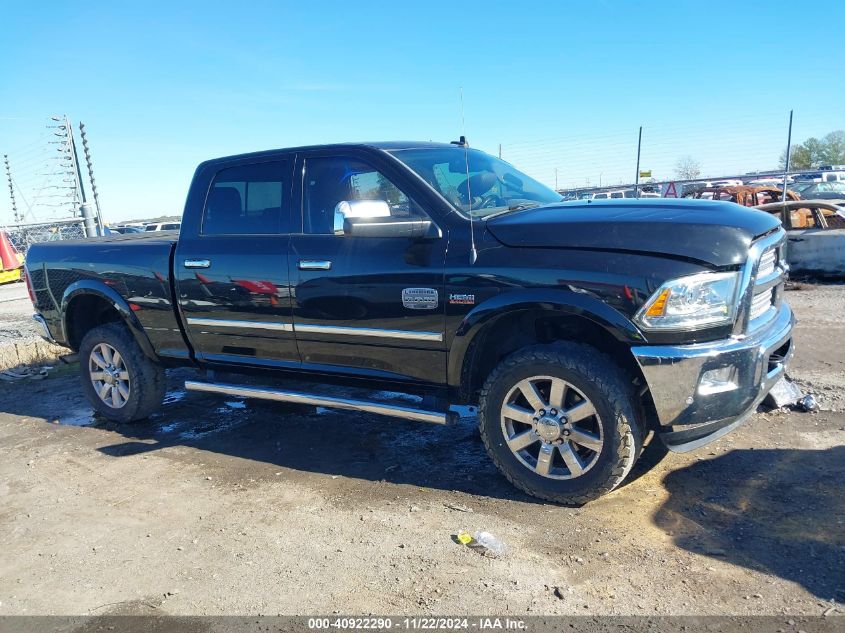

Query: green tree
[375,173,403,206]
[781,130,845,169]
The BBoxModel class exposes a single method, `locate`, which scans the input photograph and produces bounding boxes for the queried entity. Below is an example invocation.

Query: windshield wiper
[507,201,540,211]
[477,202,541,220]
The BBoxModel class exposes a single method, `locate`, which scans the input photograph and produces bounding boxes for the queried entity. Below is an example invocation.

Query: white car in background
[591,189,636,199]
[145,222,181,232]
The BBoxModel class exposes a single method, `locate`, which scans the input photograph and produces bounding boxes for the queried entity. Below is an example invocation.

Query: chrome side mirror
[333,200,391,235]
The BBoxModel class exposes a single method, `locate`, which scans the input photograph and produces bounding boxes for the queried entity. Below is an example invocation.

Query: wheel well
[460,310,648,406]
[65,295,123,351]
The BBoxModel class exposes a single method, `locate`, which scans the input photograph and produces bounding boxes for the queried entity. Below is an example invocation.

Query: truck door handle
[184,259,211,269]
[298,260,332,271]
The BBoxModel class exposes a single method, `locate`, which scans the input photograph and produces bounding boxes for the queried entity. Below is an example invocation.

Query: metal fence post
[3,155,19,223]
[79,122,105,235]
[79,203,97,238]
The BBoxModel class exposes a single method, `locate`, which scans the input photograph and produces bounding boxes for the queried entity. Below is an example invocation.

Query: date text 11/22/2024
[307,617,526,630]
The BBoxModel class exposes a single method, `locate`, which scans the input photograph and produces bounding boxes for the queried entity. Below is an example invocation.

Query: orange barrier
[0,231,23,284]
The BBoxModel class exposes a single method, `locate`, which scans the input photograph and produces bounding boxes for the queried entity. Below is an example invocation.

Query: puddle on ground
[178,416,246,440]
[158,421,182,434]
[53,408,100,427]
[214,400,248,415]
[163,389,187,405]
[450,405,477,420]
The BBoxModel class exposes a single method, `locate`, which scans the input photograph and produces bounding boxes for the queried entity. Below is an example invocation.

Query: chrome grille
[749,288,774,321]
[758,248,777,279]
[743,229,787,333]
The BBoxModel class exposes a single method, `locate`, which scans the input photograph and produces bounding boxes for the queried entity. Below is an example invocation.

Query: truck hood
[484,199,781,267]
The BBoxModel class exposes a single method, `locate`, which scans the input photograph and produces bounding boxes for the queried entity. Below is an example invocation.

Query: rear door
[175,157,299,368]
[288,150,448,384]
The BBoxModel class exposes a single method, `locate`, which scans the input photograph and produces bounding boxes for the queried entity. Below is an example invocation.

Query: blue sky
[1,0,842,223]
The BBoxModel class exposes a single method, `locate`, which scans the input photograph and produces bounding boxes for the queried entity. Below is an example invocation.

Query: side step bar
[184,380,457,425]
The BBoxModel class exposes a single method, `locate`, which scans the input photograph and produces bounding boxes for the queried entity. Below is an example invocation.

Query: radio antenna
[459,87,477,265]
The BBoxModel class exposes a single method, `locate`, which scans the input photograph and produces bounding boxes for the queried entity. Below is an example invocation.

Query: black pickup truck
[24,142,794,504]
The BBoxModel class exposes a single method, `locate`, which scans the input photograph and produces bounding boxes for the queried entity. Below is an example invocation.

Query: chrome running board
[184,380,456,425]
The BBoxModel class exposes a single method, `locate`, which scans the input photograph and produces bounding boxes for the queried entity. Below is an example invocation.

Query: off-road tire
[478,342,642,505]
[79,323,166,423]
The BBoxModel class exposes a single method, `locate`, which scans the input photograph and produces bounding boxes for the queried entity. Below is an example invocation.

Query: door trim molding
[186,317,294,332]
[295,323,443,342]
[187,317,443,342]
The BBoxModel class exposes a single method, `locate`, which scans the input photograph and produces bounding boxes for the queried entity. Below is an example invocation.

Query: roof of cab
[199,141,457,169]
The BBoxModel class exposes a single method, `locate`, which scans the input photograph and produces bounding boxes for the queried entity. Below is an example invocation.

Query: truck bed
[25,232,190,361]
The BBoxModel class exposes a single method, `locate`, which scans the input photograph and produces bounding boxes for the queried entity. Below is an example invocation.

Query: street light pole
[781,110,794,228]
[634,126,643,198]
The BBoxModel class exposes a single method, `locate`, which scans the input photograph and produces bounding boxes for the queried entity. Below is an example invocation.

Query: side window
[202,161,287,235]
[303,157,427,235]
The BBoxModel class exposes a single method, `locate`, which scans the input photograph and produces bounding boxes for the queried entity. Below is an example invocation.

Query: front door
[175,157,299,368]
[289,152,447,384]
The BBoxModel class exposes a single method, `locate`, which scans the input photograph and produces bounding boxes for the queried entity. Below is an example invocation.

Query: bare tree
[674,156,701,180]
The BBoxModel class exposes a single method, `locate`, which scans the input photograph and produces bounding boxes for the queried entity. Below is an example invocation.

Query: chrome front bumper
[631,302,795,452]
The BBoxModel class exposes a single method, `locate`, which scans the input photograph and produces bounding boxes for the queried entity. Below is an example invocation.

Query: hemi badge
[402,288,438,310]
[449,293,475,305]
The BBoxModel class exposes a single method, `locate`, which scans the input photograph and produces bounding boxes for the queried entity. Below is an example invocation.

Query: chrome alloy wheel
[89,342,130,409]
[500,375,603,480]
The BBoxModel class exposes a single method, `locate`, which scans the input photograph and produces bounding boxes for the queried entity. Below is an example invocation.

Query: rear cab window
[202,161,289,235]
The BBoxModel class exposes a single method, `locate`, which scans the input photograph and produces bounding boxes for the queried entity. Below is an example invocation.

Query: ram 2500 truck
[24,142,794,504]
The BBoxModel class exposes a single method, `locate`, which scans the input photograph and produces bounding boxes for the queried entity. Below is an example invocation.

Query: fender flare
[447,288,647,389]
[61,280,158,360]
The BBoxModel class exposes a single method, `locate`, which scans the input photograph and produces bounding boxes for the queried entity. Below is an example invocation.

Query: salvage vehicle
[755,200,845,230]
[788,181,845,203]
[23,142,794,504]
[682,185,799,207]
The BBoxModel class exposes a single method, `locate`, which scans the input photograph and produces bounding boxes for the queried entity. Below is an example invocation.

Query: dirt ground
[0,283,843,617]
[0,282,63,369]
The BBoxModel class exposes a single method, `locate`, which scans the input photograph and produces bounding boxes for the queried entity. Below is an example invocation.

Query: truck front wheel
[79,323,166,423]
[478,342,642,504]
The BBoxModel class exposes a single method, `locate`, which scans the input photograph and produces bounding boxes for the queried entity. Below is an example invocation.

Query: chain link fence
[1,218,88,258]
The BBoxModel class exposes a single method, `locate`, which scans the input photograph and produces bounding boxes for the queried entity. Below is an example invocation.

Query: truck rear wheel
[79,323,166,423]
[478,342,642,504]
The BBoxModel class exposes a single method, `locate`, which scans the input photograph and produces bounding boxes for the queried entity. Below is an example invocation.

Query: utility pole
[49,115,97,236]
[48,115,82,217]
[79,122,104,234]
[634,126,643,198]
[67,116,87,205]
[498,144,502,159]
[781,110,793,229]
[66,116,97,238]
[555,168,558,191]
[4,155,19,223]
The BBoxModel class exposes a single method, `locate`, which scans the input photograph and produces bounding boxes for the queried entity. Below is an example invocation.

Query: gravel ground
[0,283,842,616]
[0,282,33,344]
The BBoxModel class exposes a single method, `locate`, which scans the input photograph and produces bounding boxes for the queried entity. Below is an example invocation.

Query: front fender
[61,280,158,360]
[447,288,646,388]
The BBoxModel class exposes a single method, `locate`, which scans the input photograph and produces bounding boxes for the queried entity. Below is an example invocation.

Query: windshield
[789,182,813,193]
[389,147,562,218]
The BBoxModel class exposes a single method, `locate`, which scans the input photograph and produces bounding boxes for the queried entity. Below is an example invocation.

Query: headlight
[634,271,740,331]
